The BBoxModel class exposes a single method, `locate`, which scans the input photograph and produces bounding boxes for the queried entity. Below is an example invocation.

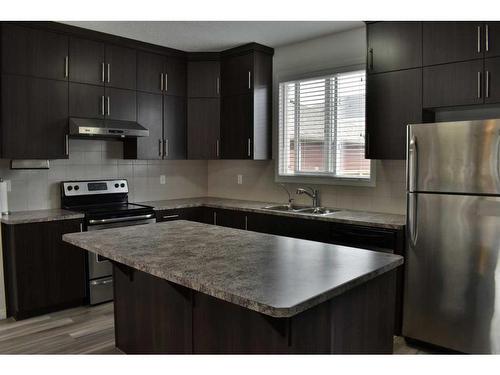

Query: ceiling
[62,21,364,52]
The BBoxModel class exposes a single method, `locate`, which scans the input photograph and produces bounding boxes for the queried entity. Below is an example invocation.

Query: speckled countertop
[0,209,84,225]
[139,197,406,229]
[63,220,403,318]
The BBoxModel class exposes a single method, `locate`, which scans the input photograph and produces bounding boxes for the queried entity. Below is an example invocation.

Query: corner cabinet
[2,219,86,320]
[220,45,273,160]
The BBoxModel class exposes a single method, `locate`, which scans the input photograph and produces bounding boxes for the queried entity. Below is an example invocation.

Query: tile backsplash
[0,139,208,212]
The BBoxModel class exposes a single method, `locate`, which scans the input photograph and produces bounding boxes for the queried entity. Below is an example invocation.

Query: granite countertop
[63,220,403,318]
[0,208,84,225]
[139,197,406,229]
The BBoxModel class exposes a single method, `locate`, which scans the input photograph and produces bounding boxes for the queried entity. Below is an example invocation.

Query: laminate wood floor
[0,303,435,354]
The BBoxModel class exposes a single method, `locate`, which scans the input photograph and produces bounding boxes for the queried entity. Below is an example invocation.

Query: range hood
[69,118,149,138]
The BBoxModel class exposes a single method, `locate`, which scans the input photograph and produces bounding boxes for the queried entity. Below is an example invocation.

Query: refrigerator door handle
[408,193,418,246]
[409,135,418,191]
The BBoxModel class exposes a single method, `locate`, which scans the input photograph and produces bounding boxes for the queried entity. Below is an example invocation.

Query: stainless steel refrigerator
[404,119,500,354]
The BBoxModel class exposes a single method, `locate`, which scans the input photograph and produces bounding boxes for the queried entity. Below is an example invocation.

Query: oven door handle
[88,213,155,225]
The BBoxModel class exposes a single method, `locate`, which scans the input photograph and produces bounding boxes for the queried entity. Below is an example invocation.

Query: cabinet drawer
[155,207,204,223]
[329,223,397,253]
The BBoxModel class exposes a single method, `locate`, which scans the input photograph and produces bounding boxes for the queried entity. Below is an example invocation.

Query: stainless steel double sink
[261,205,340,216]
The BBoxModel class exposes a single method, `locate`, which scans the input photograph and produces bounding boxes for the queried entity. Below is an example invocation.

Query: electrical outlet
[160,175,166,185]
[237,174,243,185]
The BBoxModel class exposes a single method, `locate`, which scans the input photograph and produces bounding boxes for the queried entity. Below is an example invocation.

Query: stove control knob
[114,183,119,188]
[67,186,73,191]
[120,183,125,188]
[74,185,79,191]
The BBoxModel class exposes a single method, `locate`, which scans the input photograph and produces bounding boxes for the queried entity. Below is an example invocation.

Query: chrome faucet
[296,187,320,208]
[279,184,294,209]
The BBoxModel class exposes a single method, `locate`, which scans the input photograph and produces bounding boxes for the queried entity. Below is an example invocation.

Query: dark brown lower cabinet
[423,60,484,108]
[155,207,205,223]
[163,206,405,334]
[1,219,86,320]
[113,262,396,354]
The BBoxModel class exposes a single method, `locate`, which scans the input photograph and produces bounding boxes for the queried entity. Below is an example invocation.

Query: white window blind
[278,70,369,179]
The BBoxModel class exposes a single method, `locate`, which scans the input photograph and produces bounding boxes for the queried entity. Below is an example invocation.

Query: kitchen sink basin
[261,204,296,212]
[293,207,338,216]
[261,205,339,216]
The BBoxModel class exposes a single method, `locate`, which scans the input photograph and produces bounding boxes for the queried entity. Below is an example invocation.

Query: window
[278,69,370,181]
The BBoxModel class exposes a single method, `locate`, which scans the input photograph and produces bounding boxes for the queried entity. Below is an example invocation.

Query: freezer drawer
[407,119,500,195]
[404,192,500,353]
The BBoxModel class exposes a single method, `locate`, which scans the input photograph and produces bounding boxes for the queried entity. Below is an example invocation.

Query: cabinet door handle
[159,139,163,157]
[107,63,110,83]
[162,214,179,219]
[216,77,220,95]
[165,73,168,93]
[80,222,83,232]
[160,73,164,91]
[369,48,374,70]
[486,70,490,98]
[65,134,69,156]
[101,95,105,116]
[245,216,248,230]
[477,26,482,53]
[107,96,110,116]
[216,139,220,158]
[64,56,69,78]
[247,138,251,157]
[213,212,217,225]
[486,24,490,52]
[478,71,482,98]
[248,71,251,89]
[101,62,105,82]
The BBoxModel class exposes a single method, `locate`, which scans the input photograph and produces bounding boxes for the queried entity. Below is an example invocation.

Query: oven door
[86,213,155,299]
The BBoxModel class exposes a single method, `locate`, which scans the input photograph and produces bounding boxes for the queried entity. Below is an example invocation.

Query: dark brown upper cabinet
[165,58,187,97]
[137,51,165,94]
[484,57,500,104]
[187,58,221,160]
[221,52,254,96]
[70,38,136,90]
[69,83,136,121]
[1,24,69,81]
[106,87,136,122]
[104,44,137,90]
[220,46,273,160]
[69,37,105,85]
[188,60,220,97]
[1,75,69,160]
[220,93,253,159]
[485,22,500,58]
[423,22,484,66]
[126,92,164,160]
[188,98,220,159]
[366,68,422,160]
[367,22,422,74]
[423,60,484,108]
[137,52,186,96]
[164,95,187,159]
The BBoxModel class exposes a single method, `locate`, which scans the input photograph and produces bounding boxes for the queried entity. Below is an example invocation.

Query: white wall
[0,139,208,211]
[208,27,407,215]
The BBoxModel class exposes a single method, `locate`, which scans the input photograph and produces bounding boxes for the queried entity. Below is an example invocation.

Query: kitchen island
[63,220,403,354]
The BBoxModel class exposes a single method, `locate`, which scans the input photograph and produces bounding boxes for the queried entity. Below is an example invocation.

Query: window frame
[274,64,375,187]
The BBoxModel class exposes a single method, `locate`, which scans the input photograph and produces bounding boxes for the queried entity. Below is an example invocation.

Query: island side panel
[112,262,396,354]
[113,263,193,354]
